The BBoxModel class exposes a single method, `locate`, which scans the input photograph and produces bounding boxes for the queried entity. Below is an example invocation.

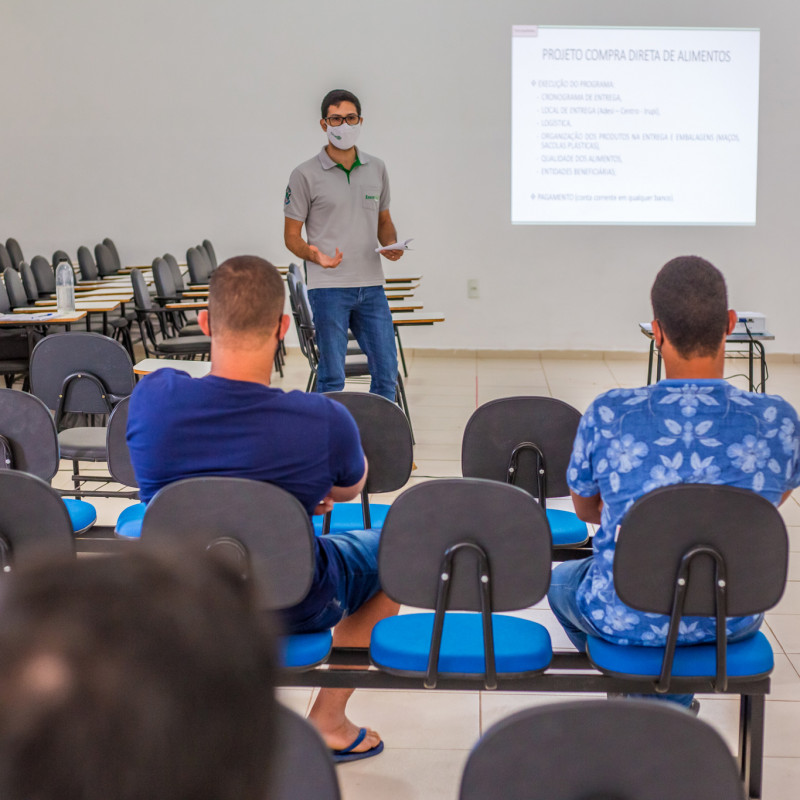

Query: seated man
[127,255,397,761]
[548,255,800,709]
[0,551,277,800]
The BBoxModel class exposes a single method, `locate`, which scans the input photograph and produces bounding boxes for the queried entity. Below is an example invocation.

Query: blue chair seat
[281,630,333,669]
[115,502,146,539]
[63,498,97,535]
[312,502,390,535]
[370,612,552,675]
[546,508,590,547]
[587,630,774,678]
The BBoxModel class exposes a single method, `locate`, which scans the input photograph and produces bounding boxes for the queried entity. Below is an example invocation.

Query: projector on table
[733,312,766,335]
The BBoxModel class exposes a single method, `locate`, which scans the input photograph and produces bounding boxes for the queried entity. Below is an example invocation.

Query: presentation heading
[542,48,732,63]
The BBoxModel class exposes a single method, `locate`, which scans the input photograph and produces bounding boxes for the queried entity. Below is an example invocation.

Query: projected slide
[511,27,760,225]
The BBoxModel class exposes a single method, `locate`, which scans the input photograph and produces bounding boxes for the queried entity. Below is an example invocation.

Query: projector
[733,312,766,335]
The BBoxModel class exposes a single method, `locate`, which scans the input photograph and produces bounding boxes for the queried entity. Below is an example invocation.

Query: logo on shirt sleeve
[284,186,292,206]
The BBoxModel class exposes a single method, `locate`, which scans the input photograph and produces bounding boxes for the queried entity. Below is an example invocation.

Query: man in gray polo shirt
[284,89,403,401]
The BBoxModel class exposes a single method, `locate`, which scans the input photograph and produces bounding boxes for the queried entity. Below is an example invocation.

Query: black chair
[0,388,98,534]
[186,246,213,286]
[3,267,29,309]
[130,268,210,359]
[29,332,135,497]
[5,238,24,270]
[369,478,553,689]
[202,238,218,269]
[102,237,122,270]
[30,255,56,298]
[104,396,145,537]
[0,471,76,568]
[18,262,39,304]
[318,391,413,535]
[0,278,31,389]
[462,396,590,550]
[460,699,745,800]
[141,477,332,669]
[272,705,340,800]
[151,258,202,336]
[95,242,119,277]
[0,243,14,273]
[77,245,100,281]
[583,484,788,799]
[163,252,186,289]
[52,249,72,268]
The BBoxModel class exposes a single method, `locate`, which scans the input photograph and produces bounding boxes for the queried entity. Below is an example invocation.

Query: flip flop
[330,727,385,763]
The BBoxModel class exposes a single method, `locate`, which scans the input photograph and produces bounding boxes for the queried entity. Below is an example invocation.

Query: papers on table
[0,311,63,322]
[375,238,414,253]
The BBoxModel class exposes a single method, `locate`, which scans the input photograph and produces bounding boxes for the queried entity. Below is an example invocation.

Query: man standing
[548,256,800,710]
[127,256,397,761]
[284,89,402,401]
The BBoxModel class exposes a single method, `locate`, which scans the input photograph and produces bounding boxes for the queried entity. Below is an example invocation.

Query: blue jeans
[547,557,763,709]
[308,286,398,401]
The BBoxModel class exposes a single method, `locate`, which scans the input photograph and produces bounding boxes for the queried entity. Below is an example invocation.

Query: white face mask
[326,121,361,150]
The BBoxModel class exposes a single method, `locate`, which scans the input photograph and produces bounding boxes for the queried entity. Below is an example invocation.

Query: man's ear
[319,119,328,133]
[727,309,737,335]
[198,309,210,337]
[278,313,290,341]
[651,319,663,349]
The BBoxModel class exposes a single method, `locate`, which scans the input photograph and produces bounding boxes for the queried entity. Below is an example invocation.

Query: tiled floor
[68,349,800,799]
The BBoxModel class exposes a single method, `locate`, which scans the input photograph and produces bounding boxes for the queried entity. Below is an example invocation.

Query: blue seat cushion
[370,612,552,675]
[587,630,774,678]
[546,508,590,547]
[281,630,333,669]
[312,502,389,535]
[63,498,97,535]
[115,502,146,539]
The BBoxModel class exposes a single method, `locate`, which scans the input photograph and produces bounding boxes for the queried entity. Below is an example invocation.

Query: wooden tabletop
[392,311,445,326]
[0,310,87,325]
[134,358,211,377]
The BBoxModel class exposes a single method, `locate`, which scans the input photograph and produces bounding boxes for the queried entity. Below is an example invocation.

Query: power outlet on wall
[467,279,480,299]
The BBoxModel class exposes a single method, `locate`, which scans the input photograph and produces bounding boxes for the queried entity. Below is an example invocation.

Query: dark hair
[208,255,285,337]
[0,551,277,800]
[650,255,729,358]
[321,89,361,119]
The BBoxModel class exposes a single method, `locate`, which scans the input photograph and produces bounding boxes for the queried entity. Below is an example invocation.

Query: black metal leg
[647,339,655,385]
[395,327,408,378]
[748,341,755,392]
[738,694,765,799]
[656,350,662,381]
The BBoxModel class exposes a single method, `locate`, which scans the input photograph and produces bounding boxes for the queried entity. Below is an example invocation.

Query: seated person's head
[651,255,735,360]
[0,552,277,800]
[200,255,289,346]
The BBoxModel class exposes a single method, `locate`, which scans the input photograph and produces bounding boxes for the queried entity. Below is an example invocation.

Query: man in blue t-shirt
[548,256,800,710]
[127,256,398,762]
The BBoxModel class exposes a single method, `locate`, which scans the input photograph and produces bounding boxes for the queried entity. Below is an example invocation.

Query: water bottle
[55,260,76,313]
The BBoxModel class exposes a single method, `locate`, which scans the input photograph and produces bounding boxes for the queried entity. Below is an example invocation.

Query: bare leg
[307,591,399,751]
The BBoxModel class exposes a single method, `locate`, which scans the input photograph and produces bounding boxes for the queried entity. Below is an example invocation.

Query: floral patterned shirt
[567,379,800,646]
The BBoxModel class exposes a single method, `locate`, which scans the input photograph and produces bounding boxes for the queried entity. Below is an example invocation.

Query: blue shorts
[289,528,382,634]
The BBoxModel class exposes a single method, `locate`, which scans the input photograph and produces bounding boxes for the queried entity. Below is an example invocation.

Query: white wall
[2,0,797,352]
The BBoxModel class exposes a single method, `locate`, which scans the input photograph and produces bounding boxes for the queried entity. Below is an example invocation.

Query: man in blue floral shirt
[548,255,800,709]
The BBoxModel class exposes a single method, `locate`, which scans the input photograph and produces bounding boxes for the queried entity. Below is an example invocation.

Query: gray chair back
[272,706,340,800]
[379,478,551,611]
[615,484,788,617]
[3,268,28,309]
[462,396,582,501]
[0,472,76,567]
[77,245,99,281]
[163,253,185,289]
[30,332,134,418]
[186,246,212,285]
[202,239,218,269]
[152,257,178,299]
[130,268,153,309]
[459,700,745,800]
[102,237,122,270]
[106,396,137,488]
[31,255,56,295]
[0,243,14,273]
[141,477,316,611]
[0,278,11,313]
[323,391,413,493]
[52,249,72,267]
[5,238,24,269]
[95,243,118,277]
[0,388,60,481]
[19,262,39,303]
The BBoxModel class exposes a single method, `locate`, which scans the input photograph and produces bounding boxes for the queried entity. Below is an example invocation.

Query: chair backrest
[19,262,39,303]
[271,705,340,800]
[163,253,185,290]
[186,247,212,285]
[52,249,72,267]
[3,267,28,309]
[615,484,788,617]
[323,392,413,493]
[30,332,135,416]
[140,477,316,611]
[0,277,11,313]
[459,699,745,800]
[462,396,582,501]
[0,472,76,568]
[0,243,14,273]
[106,396,137,488]
[287,262,303,281]
[77,245,99,281]
[95,243,118,277]
[30,255,56,295]
[152,257,178,299]
[130,268,153,310]
[5,238,24,269]
[102,237,122,270]
[379,478,551,611]
[201,238,218,269]
[0,388,60,482]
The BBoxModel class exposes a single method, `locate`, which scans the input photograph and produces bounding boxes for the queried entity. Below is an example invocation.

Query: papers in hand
[375,238,414,253]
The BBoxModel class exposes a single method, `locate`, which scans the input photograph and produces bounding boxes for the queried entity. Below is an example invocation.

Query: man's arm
[284,217,343,269]
[377,209,403,261]
[312,457,369,515]
[570,489,602,524]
